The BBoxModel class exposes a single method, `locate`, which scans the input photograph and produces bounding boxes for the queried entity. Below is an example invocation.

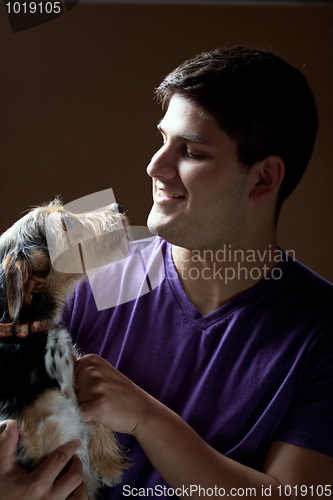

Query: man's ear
[249,155,285,201]
[3,253,47,323]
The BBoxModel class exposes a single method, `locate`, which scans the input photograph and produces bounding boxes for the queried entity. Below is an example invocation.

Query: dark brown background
[0,2,332,280]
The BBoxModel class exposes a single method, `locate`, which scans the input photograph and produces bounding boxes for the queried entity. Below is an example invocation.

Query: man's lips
[155,182,186,201]
[156,191,185,199]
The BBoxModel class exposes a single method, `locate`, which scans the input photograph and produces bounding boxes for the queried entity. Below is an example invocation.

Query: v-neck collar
[164,241,292,330]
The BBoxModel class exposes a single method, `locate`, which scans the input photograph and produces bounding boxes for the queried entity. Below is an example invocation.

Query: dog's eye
[114,203,124,214]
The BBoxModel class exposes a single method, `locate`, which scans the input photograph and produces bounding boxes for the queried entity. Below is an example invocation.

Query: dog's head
[0,199,128,326]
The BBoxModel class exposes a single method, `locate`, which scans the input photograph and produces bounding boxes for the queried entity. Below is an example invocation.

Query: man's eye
[185,150,205,160]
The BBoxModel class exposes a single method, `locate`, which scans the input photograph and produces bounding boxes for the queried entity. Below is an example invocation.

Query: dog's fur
[0,199,129,498]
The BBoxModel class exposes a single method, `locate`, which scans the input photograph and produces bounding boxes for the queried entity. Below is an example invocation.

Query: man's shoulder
[288,257,333,295]
[278,256,333,323]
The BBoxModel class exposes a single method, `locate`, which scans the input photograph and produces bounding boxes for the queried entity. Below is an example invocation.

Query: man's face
[147,95,252,251]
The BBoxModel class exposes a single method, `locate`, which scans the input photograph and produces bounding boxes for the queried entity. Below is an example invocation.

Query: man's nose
[146,145,177,180]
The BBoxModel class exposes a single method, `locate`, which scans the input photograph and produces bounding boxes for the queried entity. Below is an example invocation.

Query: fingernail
[0,423,7,435]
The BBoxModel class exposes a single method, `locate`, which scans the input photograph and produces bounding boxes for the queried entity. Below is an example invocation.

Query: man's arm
[0,420,87,500]
[75,354,333,499]
[263,442,333,499]
[135,396,333,499]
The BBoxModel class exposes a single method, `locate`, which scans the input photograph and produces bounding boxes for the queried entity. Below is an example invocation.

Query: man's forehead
[157,121,210,145]
[157,95,223,146]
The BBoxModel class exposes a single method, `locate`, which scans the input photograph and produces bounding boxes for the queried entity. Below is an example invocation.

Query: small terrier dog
[0,199,129,498]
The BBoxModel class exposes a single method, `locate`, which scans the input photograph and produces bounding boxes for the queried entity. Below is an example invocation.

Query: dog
[0,199,129,498]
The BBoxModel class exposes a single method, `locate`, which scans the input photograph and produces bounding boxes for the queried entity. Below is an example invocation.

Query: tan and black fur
[0,199,129,498]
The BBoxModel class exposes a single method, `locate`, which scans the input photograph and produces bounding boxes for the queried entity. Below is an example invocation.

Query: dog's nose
[113,203,124,214]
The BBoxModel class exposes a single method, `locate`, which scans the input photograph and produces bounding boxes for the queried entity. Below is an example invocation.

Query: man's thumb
[0,421,19,473]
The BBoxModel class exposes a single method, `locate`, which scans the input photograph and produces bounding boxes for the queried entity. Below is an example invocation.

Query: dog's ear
[2,252,48,322]
[3,253,25,322]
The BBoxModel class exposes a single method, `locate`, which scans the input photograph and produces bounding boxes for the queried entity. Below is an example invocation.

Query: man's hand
[0,420,88,499]
[74,354,151,436]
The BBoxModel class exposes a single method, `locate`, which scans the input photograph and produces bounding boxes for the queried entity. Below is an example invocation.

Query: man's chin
[147,215,173,242]
[147,208,169,237]
[147,208,185,245]
[147,211,158,236]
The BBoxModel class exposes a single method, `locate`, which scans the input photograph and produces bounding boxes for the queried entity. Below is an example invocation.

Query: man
[1,46,332,499]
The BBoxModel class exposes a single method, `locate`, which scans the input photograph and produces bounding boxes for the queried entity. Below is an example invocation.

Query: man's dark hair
[156,46,318,214]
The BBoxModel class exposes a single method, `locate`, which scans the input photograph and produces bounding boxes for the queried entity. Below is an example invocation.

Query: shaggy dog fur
[0,199,129,498]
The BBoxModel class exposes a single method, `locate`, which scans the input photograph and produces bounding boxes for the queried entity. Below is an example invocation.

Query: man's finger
[52,454,87,499]
[0,420,19,474]
[31,440,82,487]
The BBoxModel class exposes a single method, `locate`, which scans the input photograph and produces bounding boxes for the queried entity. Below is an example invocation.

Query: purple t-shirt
[65,237,333,498]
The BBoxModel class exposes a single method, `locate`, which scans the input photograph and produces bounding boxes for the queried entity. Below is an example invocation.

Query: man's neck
[171,242,281,316]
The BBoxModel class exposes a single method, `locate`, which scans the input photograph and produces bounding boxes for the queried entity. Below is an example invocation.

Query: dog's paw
[87,421,127,487]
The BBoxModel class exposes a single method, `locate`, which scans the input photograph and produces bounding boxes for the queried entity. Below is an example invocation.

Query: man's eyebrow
[157,122,211,145]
